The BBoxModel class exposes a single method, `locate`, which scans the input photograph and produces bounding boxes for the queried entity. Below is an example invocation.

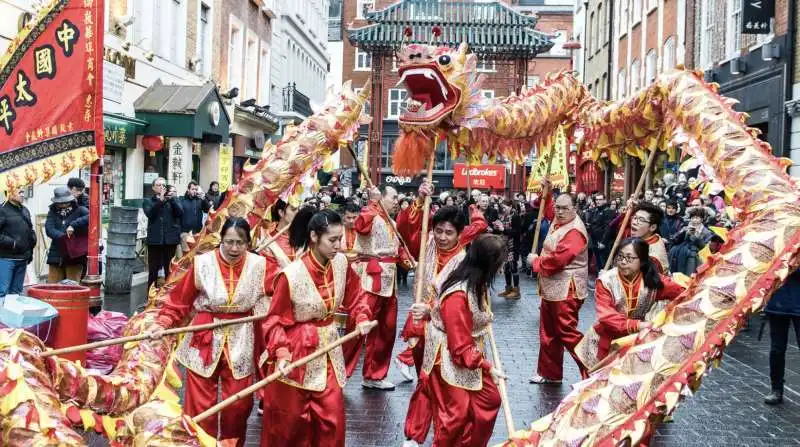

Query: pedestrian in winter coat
[659,200,684,246]
[763,269,800,405]
[179,181,211,234]
[668,208,712,276]
[0,187,36,296]
[68,177,89,208]
[45,187,89,282]
[206,181,223,210]
[143,177,183,289]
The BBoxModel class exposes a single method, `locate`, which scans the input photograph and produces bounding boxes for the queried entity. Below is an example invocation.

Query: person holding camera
[143,177,183,289]
[668,208,712,276]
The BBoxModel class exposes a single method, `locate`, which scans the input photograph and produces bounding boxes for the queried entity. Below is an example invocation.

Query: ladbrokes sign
[453,163,506,189]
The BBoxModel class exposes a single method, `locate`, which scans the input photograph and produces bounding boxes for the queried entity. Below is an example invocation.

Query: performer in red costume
[255,199,299,413]
[342,200,361,261]
[395,181,488,447]
[152,217,268,446]
[576,237,685,371]
[416,234,506,447]
[342,186,414,390]
[260,208,377,447]
[527,192,589,384]
[626,202,669,274]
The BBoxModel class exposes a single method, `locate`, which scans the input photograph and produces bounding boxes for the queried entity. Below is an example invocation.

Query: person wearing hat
[0,187,36,296]
[45,186,89,282]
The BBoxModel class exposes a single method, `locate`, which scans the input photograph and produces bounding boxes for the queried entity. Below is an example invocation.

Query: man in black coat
[143,177,183,289]
[0,188,36,296]
[68,177,89,208]
[179,181,211,234]
[585,193,616,272]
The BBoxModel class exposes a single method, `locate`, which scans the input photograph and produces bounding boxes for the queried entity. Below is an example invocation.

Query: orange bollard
[26,284,92,363]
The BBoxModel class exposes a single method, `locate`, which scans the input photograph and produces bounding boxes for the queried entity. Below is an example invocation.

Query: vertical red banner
[0,0,103,189]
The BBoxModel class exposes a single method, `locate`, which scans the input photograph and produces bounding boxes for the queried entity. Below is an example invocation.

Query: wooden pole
[413,149,438,304]
[254,224,290,252]
[344,143,417,267]
[484,294,515,436]
[40,314,267,358]
[531,151,555,254]
[602,148,659,271]
[193,321,378,424]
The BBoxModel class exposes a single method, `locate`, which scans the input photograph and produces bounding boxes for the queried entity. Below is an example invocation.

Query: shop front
[134,81,231,197]
[102,113,146,217]
[229,105,279,187]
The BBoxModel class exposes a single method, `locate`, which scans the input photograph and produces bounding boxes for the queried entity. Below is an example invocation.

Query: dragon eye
[438,55,451,66]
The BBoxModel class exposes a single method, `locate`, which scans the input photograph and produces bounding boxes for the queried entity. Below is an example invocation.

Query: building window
[259,44,270,105]
[587,13,594,54]
[355,48,371,70]
[354,88,371,115]
[596,4,603,51]
[662,36,676,71]
[388,88,408,119]
[228,18,243,90]
[480,89,495,99]
[620,0,629,32]
[526,75,540,88]
[617,69,626,99]
[726,0,742,58]
[477,58,496,72]
[549,30,567,56]
[199,3,211,75]
[700,0,715,69]
[645,50,657,82]
[648,0,657,10]
[244,35,258,100]
[356,0,374,19]
[632,0,642,24]
[630,59,641,93]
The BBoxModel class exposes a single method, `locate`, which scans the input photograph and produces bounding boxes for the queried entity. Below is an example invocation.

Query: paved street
[102,272,800,446]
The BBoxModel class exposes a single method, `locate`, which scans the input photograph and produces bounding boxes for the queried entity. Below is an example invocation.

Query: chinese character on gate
[13,71,36,107]
[33,45,56,79]
[0,96,16,136]
[172,142,183,156]
[55,20,80,57]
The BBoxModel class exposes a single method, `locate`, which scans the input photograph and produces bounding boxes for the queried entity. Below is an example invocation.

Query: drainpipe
[784,0,796,159]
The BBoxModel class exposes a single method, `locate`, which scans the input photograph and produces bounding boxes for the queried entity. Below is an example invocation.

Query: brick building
[342,0,553,194]
[610,0,691,196]
[691,0,792,169]
[514,0,575,86]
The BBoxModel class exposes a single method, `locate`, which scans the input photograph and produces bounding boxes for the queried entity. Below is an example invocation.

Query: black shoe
[764,390,783,405]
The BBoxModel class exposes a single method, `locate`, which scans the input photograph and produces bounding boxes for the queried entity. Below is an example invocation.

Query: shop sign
[612,168,625,193]
[218,144,233,191]
[452,163,506,189]
[742,0,774,34]
[103,118,136,148]
[103,61,125,104]
[168,137,191,192]
[103,46,136,78]
[384,175,413,186]
[144,172,160,184]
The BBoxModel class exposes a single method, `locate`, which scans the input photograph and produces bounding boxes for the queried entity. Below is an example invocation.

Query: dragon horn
[457,42,469,64]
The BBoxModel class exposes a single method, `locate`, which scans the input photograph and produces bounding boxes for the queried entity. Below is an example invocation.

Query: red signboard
[612,166,625,193]
[453,163,506,189]
[0,0,103,189]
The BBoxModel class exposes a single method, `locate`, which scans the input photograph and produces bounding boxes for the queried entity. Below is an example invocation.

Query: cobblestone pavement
[101,272,800,446]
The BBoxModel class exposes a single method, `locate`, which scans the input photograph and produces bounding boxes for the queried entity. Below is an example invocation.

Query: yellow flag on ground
[527,126,569,192]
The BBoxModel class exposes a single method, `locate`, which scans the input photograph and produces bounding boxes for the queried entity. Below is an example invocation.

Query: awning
[103,113,147,149]
[133,80,231,142]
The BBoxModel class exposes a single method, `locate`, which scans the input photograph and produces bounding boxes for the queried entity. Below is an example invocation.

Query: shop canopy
[348,0,553,58]
[134,80,231,142]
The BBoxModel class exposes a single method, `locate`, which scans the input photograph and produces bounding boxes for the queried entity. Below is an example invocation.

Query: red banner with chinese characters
[453,163,506,189]
[0,0,103,190]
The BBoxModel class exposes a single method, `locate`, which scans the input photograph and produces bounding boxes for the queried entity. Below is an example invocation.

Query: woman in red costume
[415,234,506,447]
[576,237,686,371]
[152,217,268,446]
[260,207,377,446]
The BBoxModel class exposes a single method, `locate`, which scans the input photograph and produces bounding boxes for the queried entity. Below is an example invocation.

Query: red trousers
[537,297,588,380]
[428,366,500,447]
[342,293,397,380]
[184,355,253,446]
[403,340,432,443]
[261,361,345,447]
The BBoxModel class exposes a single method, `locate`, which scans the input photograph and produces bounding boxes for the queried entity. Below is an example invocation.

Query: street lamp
[563,37,582,72]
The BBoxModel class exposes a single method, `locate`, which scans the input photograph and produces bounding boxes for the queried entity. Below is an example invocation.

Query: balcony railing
[282,82,312,117]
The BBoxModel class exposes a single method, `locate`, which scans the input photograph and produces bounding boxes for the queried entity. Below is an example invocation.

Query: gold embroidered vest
[648,235,670,274]
[421,282,493,391]
[265,237,293,268]
[352,214,399,297]
[175,251,267,380]
[575,268,656,370]
[278,253,348,392]
[539,216,589,301]
[413,235,466,305]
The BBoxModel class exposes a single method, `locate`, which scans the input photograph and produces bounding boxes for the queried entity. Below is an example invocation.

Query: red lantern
[142,135,164,157]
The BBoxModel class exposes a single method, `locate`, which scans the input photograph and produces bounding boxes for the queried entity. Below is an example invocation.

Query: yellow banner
[218,144,233,191]
[527,126,569,192]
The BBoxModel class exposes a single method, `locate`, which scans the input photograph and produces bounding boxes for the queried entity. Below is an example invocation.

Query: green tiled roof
[347,0,553,58]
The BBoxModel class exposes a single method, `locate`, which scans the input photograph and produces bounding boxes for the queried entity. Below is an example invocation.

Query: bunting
[0,0,103,190]
[527,125,569,192]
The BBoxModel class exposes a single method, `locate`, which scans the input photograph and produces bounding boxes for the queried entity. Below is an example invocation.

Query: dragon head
[393,42,481,174]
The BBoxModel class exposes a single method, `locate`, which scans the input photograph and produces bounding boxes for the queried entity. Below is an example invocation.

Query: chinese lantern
[142,135,164,157]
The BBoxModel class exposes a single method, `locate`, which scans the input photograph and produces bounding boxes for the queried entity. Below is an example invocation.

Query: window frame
[354,48,372,71]
[356,0,375,19]
[387,88,408,119]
